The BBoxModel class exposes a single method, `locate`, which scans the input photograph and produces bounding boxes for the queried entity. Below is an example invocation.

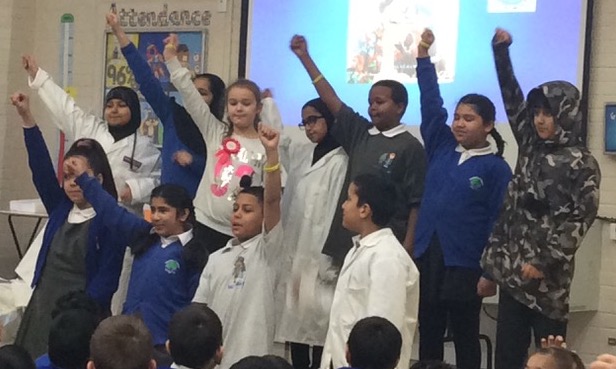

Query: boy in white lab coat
[321,174,419,369]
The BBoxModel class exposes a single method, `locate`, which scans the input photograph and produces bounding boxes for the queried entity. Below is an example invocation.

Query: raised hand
[106,10,120,31]
[64,155,91,178]
[493,28,513,47]
[258,122,280,152]
[418,28,434,58]
[290,35,309,58]
[262,88,273,99]
[591,354,616,369]
[540,335,566,349]
[22,55,39,80]
[10,92,36,127]
[163,34,179,61]
[173,150,193,166]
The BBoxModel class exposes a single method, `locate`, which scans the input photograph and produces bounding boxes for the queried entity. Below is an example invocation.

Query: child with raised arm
[23,55,160,214]
[290,35,426,260]
[414,30,512,369]
[10,92,125,358]
[107,11,226,198]
[321,174,419,369]
[481,28,601,369]
[192,123,283,369]
[163,35,283,253]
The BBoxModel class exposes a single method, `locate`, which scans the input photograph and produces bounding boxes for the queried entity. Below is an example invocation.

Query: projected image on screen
[247,0,588,127]
[346,0,459,84]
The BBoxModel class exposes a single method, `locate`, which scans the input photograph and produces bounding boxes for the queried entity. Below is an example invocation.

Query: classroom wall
[0,0,615,365]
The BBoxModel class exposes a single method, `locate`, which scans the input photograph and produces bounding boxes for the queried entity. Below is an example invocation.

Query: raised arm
[290,35,343,116]
[10,92,65,214]
[416,29,453,157]
[107,11,172,125]
[258,123,282,233]
[23,55,111,143]
[163,34,225,143]
[492,28,534,146]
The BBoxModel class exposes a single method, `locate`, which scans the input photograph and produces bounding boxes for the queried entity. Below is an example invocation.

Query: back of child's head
[194,73,226,121]
[409,360,456,369]
[89,315,153,369]
[528,347,585,369]
[261,355,293,369]
[229,356,271,369]
[347,316,402,369]
[456,93,505,157]
[352,174,397,227]
[371,80,409,117]
[64,138,118,199]
[0,345,35,369]
[168,303,223,369]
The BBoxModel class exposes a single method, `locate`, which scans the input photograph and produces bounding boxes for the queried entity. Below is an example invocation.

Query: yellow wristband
[312,74,324,84]
[264,162,281,173]
[419,41,432,49]
[164,43,176,50]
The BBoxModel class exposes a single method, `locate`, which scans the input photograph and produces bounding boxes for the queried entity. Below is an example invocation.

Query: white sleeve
[29,68,112,144]
[166,57,225,146]
[366,256,411,329]
[123,137,161,204]
[192,263,213,304]
[261,97,283,132]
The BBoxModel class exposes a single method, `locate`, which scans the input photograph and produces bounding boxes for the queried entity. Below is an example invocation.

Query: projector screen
[245,0,591,127]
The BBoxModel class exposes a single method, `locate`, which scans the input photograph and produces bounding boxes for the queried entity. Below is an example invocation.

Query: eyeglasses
[298,115,323,129]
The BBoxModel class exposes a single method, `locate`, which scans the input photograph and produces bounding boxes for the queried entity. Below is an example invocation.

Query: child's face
[104,98,132,127]
[526,353,556,369]
[227,86,262,132]
[533,107,557,140]
[301,106,328,143]
[452,103,493,150]
[194,78,214,106]
[62,155,94,208]
[150,197,189,238]
[368,86,404,131]
[231,193,264,242]
[342,183,364,232]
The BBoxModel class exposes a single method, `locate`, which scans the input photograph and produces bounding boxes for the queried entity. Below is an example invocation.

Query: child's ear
[87,361,96,369]
[165,339,171,354]
[358,203,372,220]
[345,344,351,366]
[215,346,224,364]
[148,359,157,369]
[178,208,190,222]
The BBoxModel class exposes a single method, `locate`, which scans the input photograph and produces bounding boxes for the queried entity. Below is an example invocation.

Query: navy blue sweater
[122,42,206,197]
[26,126,125,311]
[77,173,202,345]
[413,57,512,269]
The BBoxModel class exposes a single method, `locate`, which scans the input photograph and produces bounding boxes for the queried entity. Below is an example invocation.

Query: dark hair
[0,345,35,369]
[229,356,270,369]
[347,317,402,369]
[457,93,505,157]
[132,184,207,272]
[49,310,100,369]
[371,80,409,117]
[224,79,262,137]
[89,315,153,369]
[409,361,456,369]
[238,175,264,205]
[261,356,293,369]
[302,98,335,129]
[531,347,585,369]
[169,304,223,369]
[64,138,118,200]
[527,88,553,113]
[352,174,397,227]
[51,290,102,319]
[194,73,226,122]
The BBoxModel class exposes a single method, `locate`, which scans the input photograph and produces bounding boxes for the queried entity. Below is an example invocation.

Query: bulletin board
[104,30,208,145]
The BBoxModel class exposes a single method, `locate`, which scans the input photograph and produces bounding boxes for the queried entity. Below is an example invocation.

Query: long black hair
[131,184,208,272]
[64,138,118,200]
[457,93,505,157]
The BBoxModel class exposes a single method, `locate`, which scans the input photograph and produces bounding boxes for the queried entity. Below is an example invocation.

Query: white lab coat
[275,139,348,346]
[321,228,419,369]
[28,68,161,213]
[165,57,283,235]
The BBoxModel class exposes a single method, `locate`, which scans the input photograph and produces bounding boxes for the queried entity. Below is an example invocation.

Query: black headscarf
[105,86,141,142]
[302,98,340,165]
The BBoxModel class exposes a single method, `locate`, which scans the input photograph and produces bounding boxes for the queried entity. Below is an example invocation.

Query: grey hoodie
[481,41,601,320]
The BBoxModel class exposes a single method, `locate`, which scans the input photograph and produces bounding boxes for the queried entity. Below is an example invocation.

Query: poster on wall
[104,30,207,146]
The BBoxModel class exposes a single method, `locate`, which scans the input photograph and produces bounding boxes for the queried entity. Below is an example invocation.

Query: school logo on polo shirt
[165,259,180,274]
[469,176,484,190]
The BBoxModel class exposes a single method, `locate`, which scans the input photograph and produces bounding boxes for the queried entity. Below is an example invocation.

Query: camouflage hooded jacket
[481,42,601,320]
